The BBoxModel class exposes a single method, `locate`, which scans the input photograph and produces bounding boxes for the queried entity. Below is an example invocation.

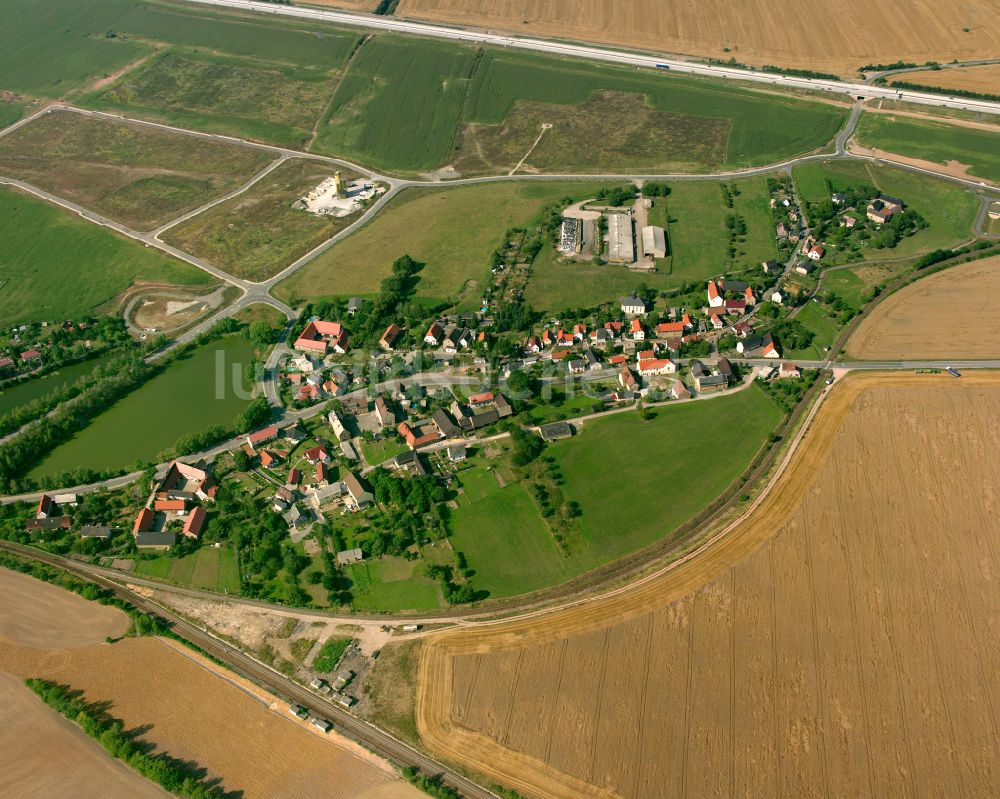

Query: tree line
[25,679,226,799]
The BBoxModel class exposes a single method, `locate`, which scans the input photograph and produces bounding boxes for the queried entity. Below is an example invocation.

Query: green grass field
[522,243,672,312]
[0,187,211,325]
[133,545,240,593]
[448,386,782,598]
[449,460,572,598]
[345,557,443,611]
[0,111,271,231]
[822,268,869,309]
[785,301,841,360]
[458,50,845,173]
[360,438,408,466]
[855,113,1000,184]
[793,159,980,258]
[275,181,596,304]
[0,101,24,130]
[312,36,477,174]
[0,0,147,96]
[664,177,778,281]
[85,51,338,148]
[109,3,357,70]
[2,0,846,177]
[163,158,360,281]
[0,0,358,97]
[547,385,782,571]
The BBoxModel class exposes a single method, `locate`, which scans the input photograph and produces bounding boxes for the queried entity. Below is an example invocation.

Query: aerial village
[11,177,926,616]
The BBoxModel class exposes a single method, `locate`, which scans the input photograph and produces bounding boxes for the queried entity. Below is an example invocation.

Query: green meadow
[545,384,782,571]
[276,181,597,304]
[855,112,1000,184]
[312,36,478,173]
[0,188,211,326]
[133,545,240,593]
[447,385,783,598]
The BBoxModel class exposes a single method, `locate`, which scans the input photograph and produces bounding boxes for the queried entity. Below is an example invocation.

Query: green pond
[0,353,114,417]
[29,336,256,478]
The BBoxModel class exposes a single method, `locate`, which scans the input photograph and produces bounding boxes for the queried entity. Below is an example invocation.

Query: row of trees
[0,353,129,438]
[25,679,226,799]
[0,356,156,492]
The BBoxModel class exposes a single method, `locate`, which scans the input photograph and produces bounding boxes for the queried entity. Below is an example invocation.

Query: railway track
[0,541,498,799]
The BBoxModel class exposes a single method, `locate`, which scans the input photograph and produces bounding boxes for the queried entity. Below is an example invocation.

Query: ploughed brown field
[395,0,1000,77]
[418,372,1000,799]
[847,255,1000,359]
[893,64,1000,96]
[0,568,421,799]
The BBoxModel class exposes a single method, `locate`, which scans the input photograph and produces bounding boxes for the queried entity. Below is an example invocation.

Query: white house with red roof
[655,313,692,338]
[379,323,402,351]
[183,506,207,538]
[637,356,676,376]
[424,322,444,346]
[304,445,331,465]
[779,361,801,379]
[630,318,645,340]
[246,425,278,452]
[618,365,638,391]
[807,244,825,260]
[468,391,494,407]
[707,280,724,308]
[294,320,348,355]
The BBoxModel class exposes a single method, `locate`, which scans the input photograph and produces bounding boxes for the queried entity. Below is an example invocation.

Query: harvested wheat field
[893,64,1000,96]
[0,635,420,799]
[397,0,1000,77]
[418,372,1000,799]
[0,671,170,799]
[0,567,419,799]
[847,255,1000,359]
[0,567,129,647]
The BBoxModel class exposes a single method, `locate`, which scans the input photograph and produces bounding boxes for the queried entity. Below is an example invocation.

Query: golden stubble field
[0,568,421,799]
[848,255,1000,359]
[395,0,1000,77]
[418,372,1000,799]
[893,64,1000,95]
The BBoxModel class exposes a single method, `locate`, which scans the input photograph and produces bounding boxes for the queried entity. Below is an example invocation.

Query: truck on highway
[946,367,961,378]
